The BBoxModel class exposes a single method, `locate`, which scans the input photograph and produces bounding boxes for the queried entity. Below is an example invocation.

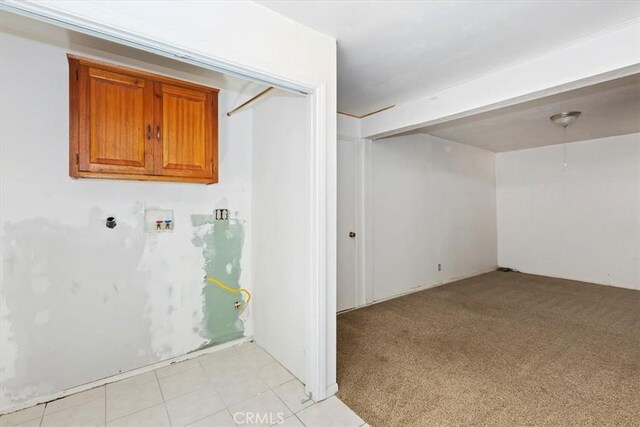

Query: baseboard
[338,266,498,315]
[0,336,252,416]
[504,268,639,291]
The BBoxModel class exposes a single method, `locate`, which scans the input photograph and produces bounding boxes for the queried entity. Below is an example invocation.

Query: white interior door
[337,139,358,312]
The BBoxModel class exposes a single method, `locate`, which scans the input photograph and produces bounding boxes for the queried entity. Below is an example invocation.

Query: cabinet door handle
[156,126,161,141]
[146,125,152,140]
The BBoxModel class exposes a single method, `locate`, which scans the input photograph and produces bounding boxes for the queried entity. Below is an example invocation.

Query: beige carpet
[337,272,640,426]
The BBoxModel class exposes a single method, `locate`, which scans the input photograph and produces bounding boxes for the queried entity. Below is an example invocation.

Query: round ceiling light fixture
[550,111,581,128]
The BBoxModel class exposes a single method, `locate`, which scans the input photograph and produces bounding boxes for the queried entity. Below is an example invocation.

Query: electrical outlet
[215,209,229,221]
[438,263,442,271]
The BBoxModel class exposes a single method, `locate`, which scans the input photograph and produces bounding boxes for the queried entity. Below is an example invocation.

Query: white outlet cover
[144,209,174,233]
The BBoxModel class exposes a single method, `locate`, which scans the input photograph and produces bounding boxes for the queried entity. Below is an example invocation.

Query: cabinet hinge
[75,153,79,165]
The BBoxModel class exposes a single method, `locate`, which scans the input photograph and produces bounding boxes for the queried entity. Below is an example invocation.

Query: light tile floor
[0,342,367,427]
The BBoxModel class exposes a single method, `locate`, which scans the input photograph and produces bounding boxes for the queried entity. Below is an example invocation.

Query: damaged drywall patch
[0,205,245,411]
[136,207,206,361]
[191,214,246,348]
[0,214,153,407]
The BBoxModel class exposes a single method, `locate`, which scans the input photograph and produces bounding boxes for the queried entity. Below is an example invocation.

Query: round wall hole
[106,217,117,229]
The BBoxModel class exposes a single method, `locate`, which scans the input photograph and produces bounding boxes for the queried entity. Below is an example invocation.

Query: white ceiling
[412,74,640,152]
[258,1,640,116]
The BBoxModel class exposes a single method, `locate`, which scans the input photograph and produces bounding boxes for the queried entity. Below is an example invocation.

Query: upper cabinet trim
[67,54,220,94]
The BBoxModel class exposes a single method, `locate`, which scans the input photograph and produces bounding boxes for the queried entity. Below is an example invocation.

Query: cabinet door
[156,83,217,181]
[78,66,154,175]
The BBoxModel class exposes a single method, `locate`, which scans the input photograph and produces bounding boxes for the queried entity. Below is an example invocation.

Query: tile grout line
[224,407,238,427]
[294,414,307,426]
[224,346,242,426]
[197,350,248,404]
[159,355,240,426]
[158,365,212,402]
[102,372,167,425]
[195,348,240,426]
[179,408,229,427]
[39,395,106,421]
[154,370,173,427]
[275,378,317,416]
[102,376,163,424]
[271,387,300,422]
[104,403,169,425]
[132,374,310,427]
[3,343,246,426]
[16,343,309,427]
[252,355,314,425]
[2,339,253,418]
[201,349,273,410]
[206,344,286,419]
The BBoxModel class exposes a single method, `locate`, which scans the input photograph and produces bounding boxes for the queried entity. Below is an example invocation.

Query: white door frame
[361,138,375,306]
[1,2,332,401]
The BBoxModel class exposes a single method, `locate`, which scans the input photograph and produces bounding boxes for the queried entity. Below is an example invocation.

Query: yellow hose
[205,276,252,303]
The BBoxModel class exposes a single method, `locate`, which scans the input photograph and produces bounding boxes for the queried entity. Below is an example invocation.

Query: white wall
[496,134,640,289]
[337,114,362,142]
[251,92,309,381]
[0,27,254,411]
[370,134,497,301]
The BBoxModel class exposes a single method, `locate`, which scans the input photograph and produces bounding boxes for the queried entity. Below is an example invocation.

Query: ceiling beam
[361,21,640,139]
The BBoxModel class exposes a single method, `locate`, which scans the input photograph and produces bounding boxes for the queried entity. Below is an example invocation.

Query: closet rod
[227,87,274,116]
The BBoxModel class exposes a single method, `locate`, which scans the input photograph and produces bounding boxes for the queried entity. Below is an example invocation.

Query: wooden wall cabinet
[68,55,219,184]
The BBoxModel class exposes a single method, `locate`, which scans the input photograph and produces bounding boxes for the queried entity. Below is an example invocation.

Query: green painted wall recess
[191,214,245,350]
